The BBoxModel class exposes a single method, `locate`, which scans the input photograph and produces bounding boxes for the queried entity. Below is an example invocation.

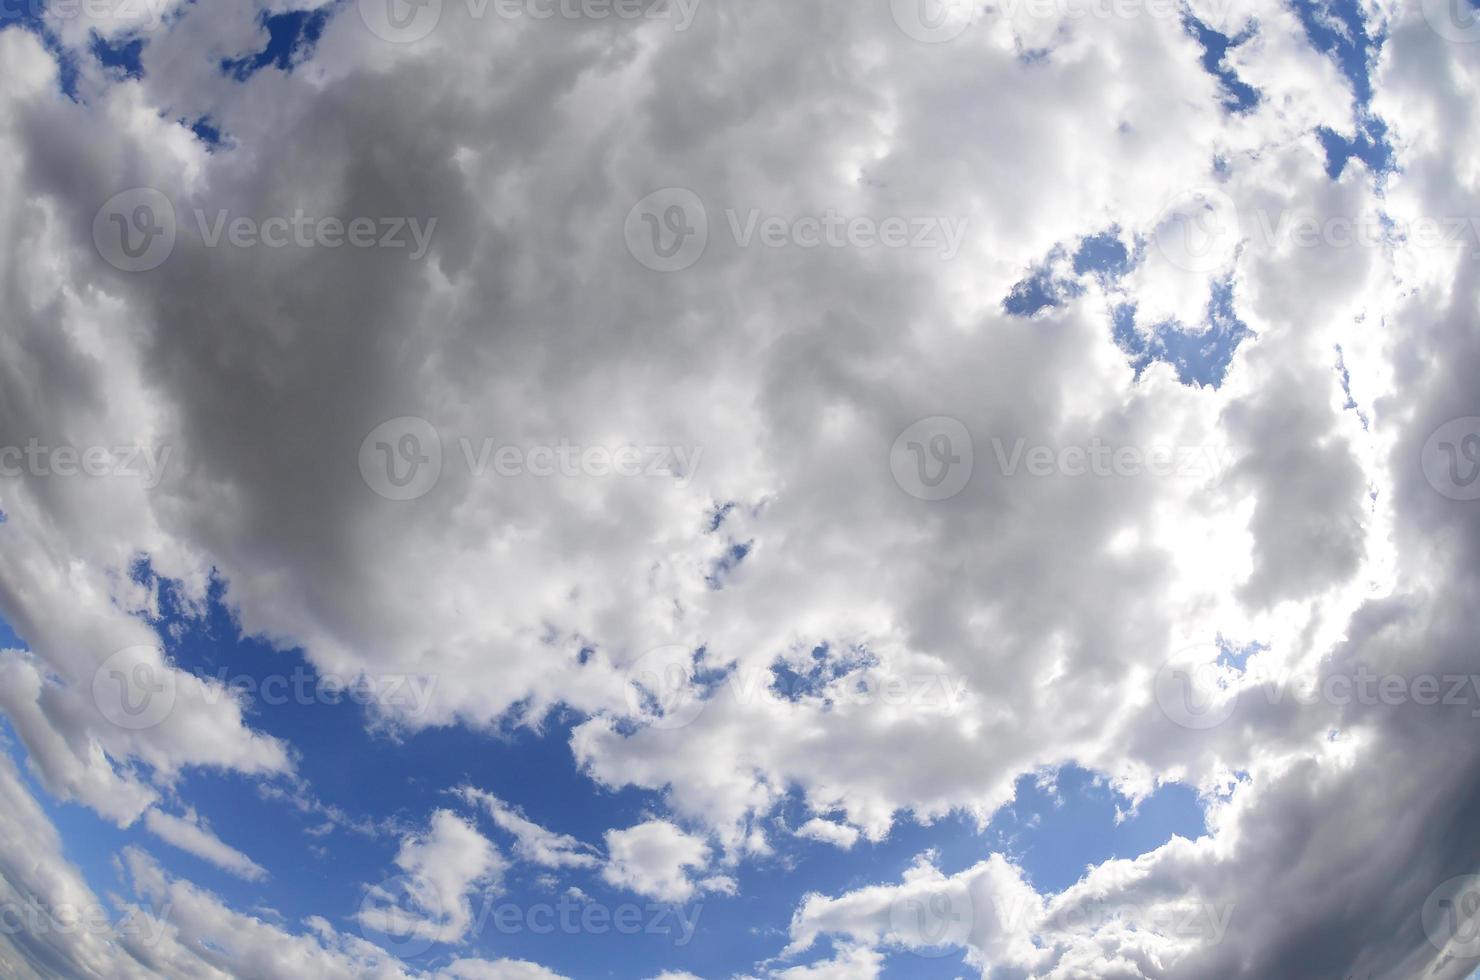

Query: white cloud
[770,946,884,980]
[0,0,1477,976]
[436,959,571,980]
[794,819,860,850]
[144,808,269,882]
[455,786,600,869]
[357,810,506,946]
[601,820,725,903]
[0,751,164,978]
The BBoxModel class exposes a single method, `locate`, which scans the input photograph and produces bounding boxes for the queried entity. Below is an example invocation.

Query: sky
[0,0,1479,977]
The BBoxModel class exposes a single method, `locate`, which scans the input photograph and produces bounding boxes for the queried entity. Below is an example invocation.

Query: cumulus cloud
[601,820,729,903]
[0,0,1477,975]
[357,810,506,946]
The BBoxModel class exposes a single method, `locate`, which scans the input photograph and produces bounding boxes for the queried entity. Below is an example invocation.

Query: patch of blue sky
[1183,13,1260,114]
[1003,247,1085,318]
[1007,233,1251,387]
[221,7,329,80]
[989,766,1206,894]
[1334,344,1370,430]
[705,540,752,590]
[769,644,879,704]
[91,30,144,77]
[1113,278,1253,388]
[1072,230,1131,281]
[1216,637,1270,671]
[1288,0,1397,178]
[187,115,224,148]
[707,500,738,532]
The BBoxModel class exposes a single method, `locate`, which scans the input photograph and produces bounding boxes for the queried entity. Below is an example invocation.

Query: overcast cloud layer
[1,0,1479,975]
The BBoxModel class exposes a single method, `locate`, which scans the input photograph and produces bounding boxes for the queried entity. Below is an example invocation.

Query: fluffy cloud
[357,810,506,946]
[601,821,729,903]
[0,0,1476,975]
[794,819,861,850]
